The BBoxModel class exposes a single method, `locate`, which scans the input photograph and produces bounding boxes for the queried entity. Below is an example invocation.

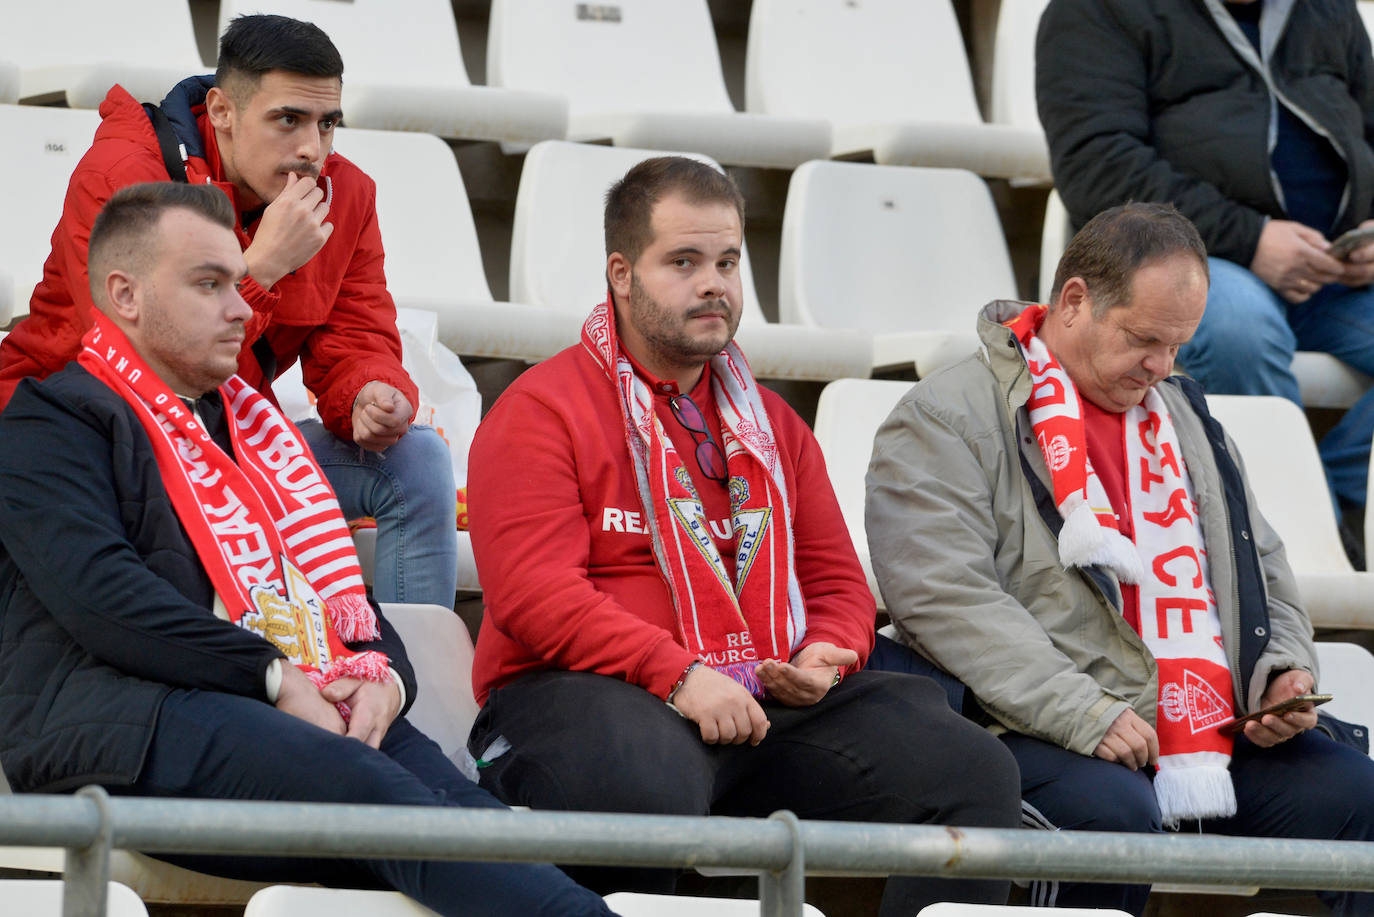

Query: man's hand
[1250,219,1345,304]
[1093,708,1159,771]
[321,676,403,749]
[1243,669,1318,748]
[756,642,858,707]
[671,664,770,746]
[352,381,413,452]
[274,662,346,735]
[243,171,334,291]
[1339,219,1374,288]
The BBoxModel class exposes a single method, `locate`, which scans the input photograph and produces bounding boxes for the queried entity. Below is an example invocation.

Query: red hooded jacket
[0,78,416,439]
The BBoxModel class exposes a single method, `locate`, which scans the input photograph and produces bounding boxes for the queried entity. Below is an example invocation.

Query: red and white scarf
[583,296,805,695]
[79,316,391,711]
[1007,304,1236,824]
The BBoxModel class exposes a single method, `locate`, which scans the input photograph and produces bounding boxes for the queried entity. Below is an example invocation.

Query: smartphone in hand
[1327,227,1374,260]
[1217,693,1333,736]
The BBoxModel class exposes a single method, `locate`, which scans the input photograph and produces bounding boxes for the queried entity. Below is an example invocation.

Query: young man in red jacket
[0,15,457,608]
[465,156,1021,913]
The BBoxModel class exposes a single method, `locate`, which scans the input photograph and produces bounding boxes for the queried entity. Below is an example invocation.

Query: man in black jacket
[1037,0,1374,525]
[0,182,612,917]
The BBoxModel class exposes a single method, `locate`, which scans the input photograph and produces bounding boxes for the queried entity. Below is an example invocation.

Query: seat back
[379,603,480,766]
[1203,395,1353,574]
[328,126,493,304]
[245,885,440,916]
[0,105,103,324]
[989,0,1052,130]
[606,892,826,915]
[1038,189,1072,303]
[746,0,981,127]
[0,880,148,916]
[0,0,203,103]
[1314,642,1374,742]
[509,141,764,320]
[916,905,1131,915]
[217,0,472,89]
[778,161,1016,335]
[0,61,19,104]
[812,378,916,576]
[489,0,734,117]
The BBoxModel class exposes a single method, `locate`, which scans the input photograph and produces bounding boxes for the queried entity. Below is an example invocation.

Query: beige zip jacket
[865,301,1316,756]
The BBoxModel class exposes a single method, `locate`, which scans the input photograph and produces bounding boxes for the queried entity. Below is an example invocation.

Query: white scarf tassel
[1057,500,1143,584]
[1154,764,1238,827]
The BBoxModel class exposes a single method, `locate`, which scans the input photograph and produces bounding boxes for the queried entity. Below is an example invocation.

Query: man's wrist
[667,660,702,704]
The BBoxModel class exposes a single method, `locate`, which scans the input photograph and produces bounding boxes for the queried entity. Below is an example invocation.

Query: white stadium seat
[0,105,102,326]
[1313,642,1374,748]
[812,378,915,607]
[606,891,827,915]
[216,0,567,144]
[0,0,205,107]
[746,0,1049,182]
[1039,196,1374,408]
[917,905,1130,915]
[380,603,481,774]
[488,0,830,169]
[0,880,149,917]
[327,125,582,362]
[779,161,1018,375]
[990,0,1052,134]
[509,141,873,381]
[245,885,440,916]
[1205,395,1374,629]
[0,61,19,104]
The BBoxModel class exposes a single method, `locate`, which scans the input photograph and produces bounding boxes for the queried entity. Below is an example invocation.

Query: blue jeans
[298,420,457,607]
[109,690,612,917]
[1004,730,1374,915]
[1178,257,1374,507]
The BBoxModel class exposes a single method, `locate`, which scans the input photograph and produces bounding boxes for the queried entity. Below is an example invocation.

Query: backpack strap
[143,103,189,183]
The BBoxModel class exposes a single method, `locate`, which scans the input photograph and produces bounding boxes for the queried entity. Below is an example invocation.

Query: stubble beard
[628,273,738,369]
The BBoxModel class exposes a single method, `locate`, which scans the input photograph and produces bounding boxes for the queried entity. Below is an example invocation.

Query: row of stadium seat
[0,0,1048,177]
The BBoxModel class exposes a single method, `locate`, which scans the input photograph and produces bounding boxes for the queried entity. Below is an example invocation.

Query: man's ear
[1057,276,1092,326]
[205,86,235,133]
[104,270,140,323]
[607,251,633,302]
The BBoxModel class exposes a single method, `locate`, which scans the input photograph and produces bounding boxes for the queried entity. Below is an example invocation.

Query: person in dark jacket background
[0,182,612,917]
[1037,0,1374,531]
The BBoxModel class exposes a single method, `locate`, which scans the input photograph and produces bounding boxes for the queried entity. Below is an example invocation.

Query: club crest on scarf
[582,295,807,697]
[1006,303,1236,824]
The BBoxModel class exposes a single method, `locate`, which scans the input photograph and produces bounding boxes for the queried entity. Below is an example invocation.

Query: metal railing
[3,787,1374,916]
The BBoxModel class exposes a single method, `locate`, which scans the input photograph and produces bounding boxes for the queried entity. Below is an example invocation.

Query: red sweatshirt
[468,340,876,705]
[0,82,416,440]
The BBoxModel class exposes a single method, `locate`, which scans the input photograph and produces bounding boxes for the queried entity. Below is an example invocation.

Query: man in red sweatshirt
[466,156,1021,913]
[0,15,457,609]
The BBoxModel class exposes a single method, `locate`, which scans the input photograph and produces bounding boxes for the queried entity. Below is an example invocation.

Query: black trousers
[110,689,612,917]
[468,669,1022,915]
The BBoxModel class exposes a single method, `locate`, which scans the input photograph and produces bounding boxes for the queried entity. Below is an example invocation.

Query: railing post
[759,810,805,917]
[62,786,112,917]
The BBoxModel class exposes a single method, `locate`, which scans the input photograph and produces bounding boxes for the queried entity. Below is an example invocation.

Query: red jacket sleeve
[298,186,417,441]
[765,393,876,672]
[468,389,700,698]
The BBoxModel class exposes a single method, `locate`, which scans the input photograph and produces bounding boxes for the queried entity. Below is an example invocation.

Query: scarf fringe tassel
[715,661,766,698]
[1058,501,1143,584]
[329,593,381,643]
[1154,764,1237,827]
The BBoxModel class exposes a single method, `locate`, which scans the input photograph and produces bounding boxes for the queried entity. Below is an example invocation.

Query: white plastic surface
[779,161,1016,374]
[0,105,102,325]
[0,880,149,916]
[509,140,872,380]
[1313,642,1374,748]
[745,0,1049,180]
[216,0,567,142]
[488,0,828,167]
[605,892,826,916]
[327,125,579,361]
[380,603,481,772]
[0,61,19,104]
[245,885,440,916]
[1204,395,1374,628]
[990,0,1052,131]
[917,905,1131,915]
[812,378,916,607]
[0,0,204,107]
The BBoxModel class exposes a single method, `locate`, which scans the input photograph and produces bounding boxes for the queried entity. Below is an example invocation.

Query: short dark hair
[1050,202,1208,314]
[604,156,745,264]
[216,14,344,103]
[88,183,236,301]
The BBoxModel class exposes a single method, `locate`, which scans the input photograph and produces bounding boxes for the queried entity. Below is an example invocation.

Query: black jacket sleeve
[0,375,283,699]
[1036,0,1268,263]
